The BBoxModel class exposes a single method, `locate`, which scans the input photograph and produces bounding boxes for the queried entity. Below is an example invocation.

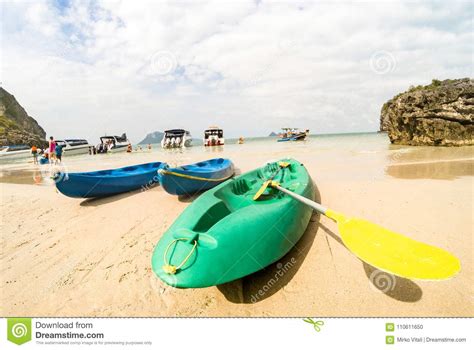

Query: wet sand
[1,134,473,316]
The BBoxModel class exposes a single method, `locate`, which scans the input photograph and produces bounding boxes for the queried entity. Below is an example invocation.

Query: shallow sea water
[0,132,472,185]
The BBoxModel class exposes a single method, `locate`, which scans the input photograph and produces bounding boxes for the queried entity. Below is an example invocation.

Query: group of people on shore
[127,144,152,152]
[31,136,63,165]
[31,138,153,164]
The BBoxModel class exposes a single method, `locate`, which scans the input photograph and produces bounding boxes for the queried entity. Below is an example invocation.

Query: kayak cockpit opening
[193,201,231,232]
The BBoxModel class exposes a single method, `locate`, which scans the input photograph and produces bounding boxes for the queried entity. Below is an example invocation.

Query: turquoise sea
[0,132,472,185]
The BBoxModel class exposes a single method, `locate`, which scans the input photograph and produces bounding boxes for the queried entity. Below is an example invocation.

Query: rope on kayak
[158,169,232,182]
[162,238,197,274]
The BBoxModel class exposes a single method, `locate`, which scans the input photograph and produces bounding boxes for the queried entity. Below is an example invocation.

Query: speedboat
[0,145,32,161]
[203,126,225,146]
[56,139,91,156]
[161,129,192,149]
[97,133,130,153]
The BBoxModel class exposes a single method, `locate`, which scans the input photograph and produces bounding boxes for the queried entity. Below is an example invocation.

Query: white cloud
[1,0,472,142]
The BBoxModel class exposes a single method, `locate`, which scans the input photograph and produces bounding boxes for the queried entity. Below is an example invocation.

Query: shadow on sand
[362,263,422,302]
[177,193,202,203]
[79,184,159,207]
[218,184,422,304]
[217,182,322,303]
[319,223,422,303]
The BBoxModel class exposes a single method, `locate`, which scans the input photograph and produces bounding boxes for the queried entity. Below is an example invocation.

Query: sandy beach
[1,134,473,317]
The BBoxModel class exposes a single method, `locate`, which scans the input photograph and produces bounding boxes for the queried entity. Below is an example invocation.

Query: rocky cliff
[380,78,473,146]
[0,88,47,147]
[138,131,164,144]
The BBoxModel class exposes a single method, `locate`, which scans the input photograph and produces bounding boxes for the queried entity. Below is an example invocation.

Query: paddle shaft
[275,184,328,215]
[268,165,285,182]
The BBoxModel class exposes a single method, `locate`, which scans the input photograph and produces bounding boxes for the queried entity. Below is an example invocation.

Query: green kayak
[151,158,314,288]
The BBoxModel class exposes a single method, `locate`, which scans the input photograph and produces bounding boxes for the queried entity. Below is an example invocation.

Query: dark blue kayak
[159,158,234,196]
[55,162,166,198]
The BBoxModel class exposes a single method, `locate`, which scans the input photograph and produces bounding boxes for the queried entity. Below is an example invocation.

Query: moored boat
[277,128,309,142]
[159,158,234,196]
[203,126,225,146]
[0,145,32,161]
[56,139,92,156]
[151,158,314,288]
[54,162,166,198]
[97,133,130,153]
[161,129,192,149]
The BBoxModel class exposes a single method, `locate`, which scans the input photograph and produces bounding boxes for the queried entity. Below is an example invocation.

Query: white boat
[203,126,225,146]
[56,139,91,156]
[0,145,32,161]
[97,133,130,153]
[161,129,193,149]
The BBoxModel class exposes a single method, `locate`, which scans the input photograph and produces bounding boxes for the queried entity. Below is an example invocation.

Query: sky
[1,0,472,143]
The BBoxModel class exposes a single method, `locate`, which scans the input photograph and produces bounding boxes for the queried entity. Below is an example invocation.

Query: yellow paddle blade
[326,210,461,280]
[253,180,270,200]
[253,162,289,200]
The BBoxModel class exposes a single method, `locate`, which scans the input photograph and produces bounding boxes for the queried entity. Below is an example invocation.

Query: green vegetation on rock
[380,78,474,146]
[0,87,47,147]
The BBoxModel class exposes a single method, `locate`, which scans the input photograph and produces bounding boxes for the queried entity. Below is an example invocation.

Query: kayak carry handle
[162,238,197,274]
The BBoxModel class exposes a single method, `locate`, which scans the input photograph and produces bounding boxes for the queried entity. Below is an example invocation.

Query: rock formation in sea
[380,78,473,146]
[138,131,164,144]
[0,87,47,147]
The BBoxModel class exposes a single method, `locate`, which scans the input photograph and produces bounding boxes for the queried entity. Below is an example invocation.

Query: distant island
[0,87,47,147]
[138,131,164,145]
[380,78,473,146]
[268,131,278,137]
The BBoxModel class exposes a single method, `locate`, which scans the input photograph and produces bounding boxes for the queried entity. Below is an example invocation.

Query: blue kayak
[159,158,234,196]
[55,162,166,198]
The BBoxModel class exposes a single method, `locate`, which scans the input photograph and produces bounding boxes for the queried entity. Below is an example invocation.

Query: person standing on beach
[48,136,56,163]
[31,145,38,164]
[55,143,63,164]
